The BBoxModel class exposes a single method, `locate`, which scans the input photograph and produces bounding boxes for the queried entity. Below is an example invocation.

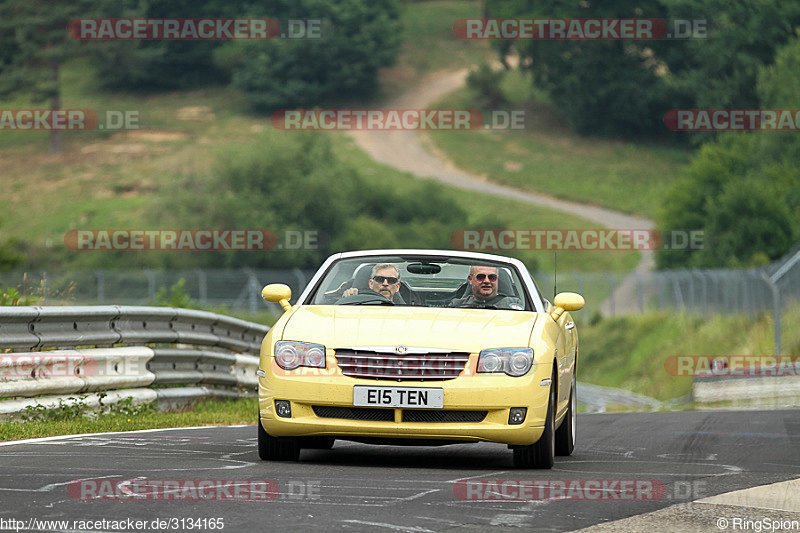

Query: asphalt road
[1,410,798,533]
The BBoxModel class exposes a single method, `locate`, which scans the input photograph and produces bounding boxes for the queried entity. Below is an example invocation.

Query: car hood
[280,306,538,352]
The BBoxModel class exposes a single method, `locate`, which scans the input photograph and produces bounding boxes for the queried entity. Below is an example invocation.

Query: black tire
[299,436,335,450]
[555,371,576,456]
[258,415,300,461]
[513,366,556,469]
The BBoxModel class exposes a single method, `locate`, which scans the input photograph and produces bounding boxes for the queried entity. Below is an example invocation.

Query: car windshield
[307,255,533,310]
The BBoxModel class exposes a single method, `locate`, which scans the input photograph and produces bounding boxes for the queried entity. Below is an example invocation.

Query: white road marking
[341,520,435,532]
[489,513,530,526]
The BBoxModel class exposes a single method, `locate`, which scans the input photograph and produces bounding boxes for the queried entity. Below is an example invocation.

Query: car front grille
[401,410,487,423]
[312,406,394,422]
[334,348,470,381]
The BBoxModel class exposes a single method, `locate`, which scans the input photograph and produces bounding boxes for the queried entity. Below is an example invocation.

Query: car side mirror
[552,292,584,320]
[262,284,292,312]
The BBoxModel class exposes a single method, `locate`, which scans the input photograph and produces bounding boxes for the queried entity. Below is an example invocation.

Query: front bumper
[258,355,553,446]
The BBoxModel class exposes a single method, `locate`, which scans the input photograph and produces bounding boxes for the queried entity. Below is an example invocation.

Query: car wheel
[299,436,335,450]
[513,366,556,469]
[258,414,300,461]
[555,371,576,456]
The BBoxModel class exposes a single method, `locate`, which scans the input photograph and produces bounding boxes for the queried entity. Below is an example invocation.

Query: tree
[656,31,800,268]
[147,132,467,269]
[0,0,96,153]
[86,0,238,91]
[218,0,401,110]
[664,0,800,112]
[486,0,681,137]
[485,0,800,138]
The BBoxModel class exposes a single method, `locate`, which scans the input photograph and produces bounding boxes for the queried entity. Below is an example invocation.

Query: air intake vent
[312,406,394,422]
[402,410,487,423]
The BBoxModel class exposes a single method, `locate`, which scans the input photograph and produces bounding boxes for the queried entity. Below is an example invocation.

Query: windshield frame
[298,249,546,313]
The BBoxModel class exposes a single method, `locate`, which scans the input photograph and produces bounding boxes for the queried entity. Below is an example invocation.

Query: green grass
[578,304,800,402]
[426,69,691,216]
[0,397,257,442]
[0,79,641,276]
[335,134,640,275]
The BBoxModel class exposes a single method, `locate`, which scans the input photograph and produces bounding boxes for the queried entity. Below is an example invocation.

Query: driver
[450,265,523,309]
[340,263,405,303]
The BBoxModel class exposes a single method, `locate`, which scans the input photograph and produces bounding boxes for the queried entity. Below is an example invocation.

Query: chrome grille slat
[337,354,466,363]
[338,362,462,371]
[340,371,454,380]
[335,348,469,381]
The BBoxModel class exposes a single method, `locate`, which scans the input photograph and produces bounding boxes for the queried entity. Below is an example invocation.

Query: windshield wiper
[458,304,499,310]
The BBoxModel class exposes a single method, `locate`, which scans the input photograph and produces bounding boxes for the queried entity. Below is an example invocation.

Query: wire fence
[2,247,798,323]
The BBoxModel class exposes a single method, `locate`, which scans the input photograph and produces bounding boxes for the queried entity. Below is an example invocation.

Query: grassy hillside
[0,12,641,277]
[427,70,691,217]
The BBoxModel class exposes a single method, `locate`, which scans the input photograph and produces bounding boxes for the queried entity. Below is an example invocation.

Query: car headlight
[274,341,326,370]
[477,348,533,377]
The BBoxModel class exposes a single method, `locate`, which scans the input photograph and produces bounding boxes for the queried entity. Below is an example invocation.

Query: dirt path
[349,69,655,314]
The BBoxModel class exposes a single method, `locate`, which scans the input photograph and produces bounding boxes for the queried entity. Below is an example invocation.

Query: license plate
[353,386,444,409]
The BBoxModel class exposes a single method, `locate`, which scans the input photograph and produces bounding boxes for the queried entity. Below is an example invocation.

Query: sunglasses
[475,273,498,282]
[372,276,399,284]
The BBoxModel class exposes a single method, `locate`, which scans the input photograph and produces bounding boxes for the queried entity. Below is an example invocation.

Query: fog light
[508,407,527,425]
[275,400,292,418]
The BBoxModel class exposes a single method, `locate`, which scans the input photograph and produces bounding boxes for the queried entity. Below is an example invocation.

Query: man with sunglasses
[340,263,405,303]
[450,265,523,310]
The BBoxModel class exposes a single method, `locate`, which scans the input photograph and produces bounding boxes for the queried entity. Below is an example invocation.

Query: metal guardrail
[694,374,800,405]
[0,306,268,417]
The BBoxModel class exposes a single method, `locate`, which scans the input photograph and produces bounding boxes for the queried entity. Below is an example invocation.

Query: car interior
[319,262,522,308]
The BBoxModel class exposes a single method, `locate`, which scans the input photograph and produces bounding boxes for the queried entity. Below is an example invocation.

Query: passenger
[450,265,523,309]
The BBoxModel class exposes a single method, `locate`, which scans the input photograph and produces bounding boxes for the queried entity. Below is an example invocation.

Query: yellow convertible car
[257,249,584,468]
